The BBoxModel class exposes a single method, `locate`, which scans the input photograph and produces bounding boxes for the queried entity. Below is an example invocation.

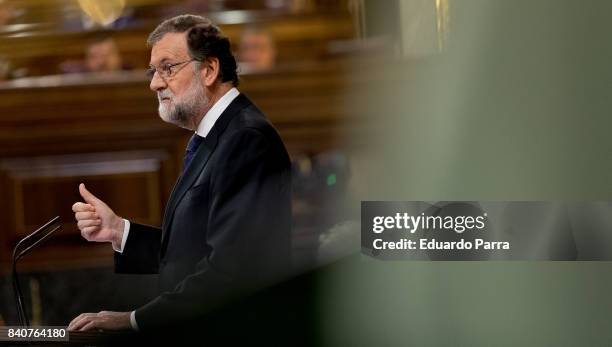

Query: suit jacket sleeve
[134,127,292,331]
[114,222,162,274]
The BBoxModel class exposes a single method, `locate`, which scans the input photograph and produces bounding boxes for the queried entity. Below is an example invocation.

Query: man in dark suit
[67,14,292,333]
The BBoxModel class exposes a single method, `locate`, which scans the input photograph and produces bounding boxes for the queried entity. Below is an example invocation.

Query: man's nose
[149,71,167,92]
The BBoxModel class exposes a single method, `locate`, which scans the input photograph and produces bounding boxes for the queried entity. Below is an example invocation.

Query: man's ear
[201,57,220,87]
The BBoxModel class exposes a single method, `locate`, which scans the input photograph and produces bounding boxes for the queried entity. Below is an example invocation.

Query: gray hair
[147,14,239,86]
[147,14,212,46]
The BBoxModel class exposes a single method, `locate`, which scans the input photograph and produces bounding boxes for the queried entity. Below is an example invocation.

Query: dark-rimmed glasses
[147,59,196,80]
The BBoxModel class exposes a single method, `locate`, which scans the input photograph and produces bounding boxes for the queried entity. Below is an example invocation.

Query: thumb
[79,183,100,205]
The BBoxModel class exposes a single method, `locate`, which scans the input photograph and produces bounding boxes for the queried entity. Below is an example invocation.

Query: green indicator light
[327,173,337,186]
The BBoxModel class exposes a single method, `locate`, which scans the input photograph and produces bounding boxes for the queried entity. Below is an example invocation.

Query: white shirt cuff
[112,219,130,253]
[129,311,139,331]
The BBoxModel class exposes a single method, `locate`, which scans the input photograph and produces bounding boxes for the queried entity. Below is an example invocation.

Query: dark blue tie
[183,134,203,173]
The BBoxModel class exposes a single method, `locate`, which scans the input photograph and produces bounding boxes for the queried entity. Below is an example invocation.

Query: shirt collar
[195,87,240,137]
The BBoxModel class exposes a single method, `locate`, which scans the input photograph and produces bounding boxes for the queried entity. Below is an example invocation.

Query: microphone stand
[11,216,61,327]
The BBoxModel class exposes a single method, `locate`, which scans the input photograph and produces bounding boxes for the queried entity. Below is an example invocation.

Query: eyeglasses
[147,59,196,80]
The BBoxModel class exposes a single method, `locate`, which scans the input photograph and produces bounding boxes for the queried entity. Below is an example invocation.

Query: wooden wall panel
[1,150,168,237]
[0,150,176,271]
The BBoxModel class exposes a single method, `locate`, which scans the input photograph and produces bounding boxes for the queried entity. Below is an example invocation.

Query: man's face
[149,32,207,129]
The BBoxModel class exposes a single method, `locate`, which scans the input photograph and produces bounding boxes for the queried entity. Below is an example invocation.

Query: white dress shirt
[113,87,240,331]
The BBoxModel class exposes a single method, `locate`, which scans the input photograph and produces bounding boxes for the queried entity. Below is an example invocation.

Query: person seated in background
[0,56,11,81]
[237,26,277,72]
[59,36,127,74]
[0,0,16,26]
[84,36,123,72]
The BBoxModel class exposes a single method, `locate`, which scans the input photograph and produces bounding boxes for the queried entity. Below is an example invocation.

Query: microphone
[11,216,61,326]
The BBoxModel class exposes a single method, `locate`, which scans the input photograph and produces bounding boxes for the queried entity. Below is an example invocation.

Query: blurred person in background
[237,26,277,72]
[59,36,126,74]
[85,36,123,72]
[0,57,11,81]
[0,0,16,26]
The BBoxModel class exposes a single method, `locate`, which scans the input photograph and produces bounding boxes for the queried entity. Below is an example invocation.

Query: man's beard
[157,77,207,129]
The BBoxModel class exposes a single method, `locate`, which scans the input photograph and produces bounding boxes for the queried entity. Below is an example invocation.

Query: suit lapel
[160,93,251,252]
[161,141,212,233]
